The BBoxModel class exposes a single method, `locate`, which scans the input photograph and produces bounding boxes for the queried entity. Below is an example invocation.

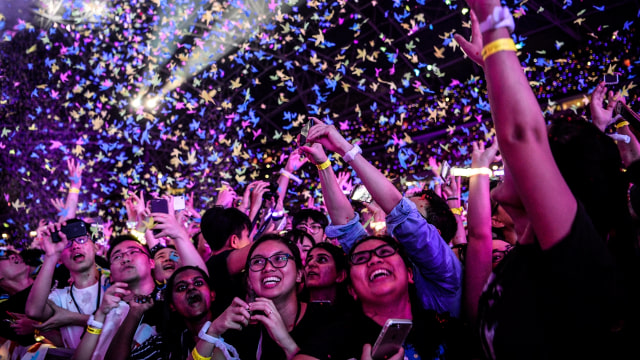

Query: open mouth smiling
[369,268,392,281]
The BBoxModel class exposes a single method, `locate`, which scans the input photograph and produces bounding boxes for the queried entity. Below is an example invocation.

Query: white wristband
[279,168,303,185]
[87,315,104,329]
[479,6,515,34]
[198,321,219,344]
[342,144,362,163]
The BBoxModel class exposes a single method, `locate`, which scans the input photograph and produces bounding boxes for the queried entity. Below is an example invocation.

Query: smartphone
[603,74,619,85]
[173,195,185,211]
[371,319,413,360]
[614,101,640,123]
[298,118,314,146]
[150,198,169,214]
[51,221,88,243]
[350,184,372,204]
[440,161,451,186]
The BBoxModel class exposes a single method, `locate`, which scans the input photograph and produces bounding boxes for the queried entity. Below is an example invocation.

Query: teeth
[187,292,202,305]
[369,269,391,281]
[263,276,281,285]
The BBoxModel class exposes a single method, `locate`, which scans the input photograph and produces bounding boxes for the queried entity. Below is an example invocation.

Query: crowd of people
[1,1,640,359]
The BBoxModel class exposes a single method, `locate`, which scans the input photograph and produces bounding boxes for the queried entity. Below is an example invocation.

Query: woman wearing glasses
[221,234,355,360]
[343,235,470,360]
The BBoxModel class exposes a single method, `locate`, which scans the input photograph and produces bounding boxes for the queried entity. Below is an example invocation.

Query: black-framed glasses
[110,248,149,263]
[64,235,92,249]
[296,223,323,235]
[249,253,294,272]
[350,243,398,265]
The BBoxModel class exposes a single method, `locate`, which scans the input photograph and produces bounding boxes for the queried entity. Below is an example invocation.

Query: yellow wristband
[86,326,102,335]
[69,188,80,194]
[451,207,464,216]
[615,121,630,128]
[481,38,517,61]
[316,159,331,171]
[191,347,212,360]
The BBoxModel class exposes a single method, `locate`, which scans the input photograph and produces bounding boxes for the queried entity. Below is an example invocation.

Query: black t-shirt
[0,285,37,346]
[477,203,622,359]
[226,302,355,360]
[206,250,245,314]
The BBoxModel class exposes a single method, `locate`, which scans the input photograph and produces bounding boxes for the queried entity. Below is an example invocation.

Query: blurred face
[247,240,301,301]
[296,218,324,244]
[348,240,411,304]
[297,237,314,265]
[0,252,29,287]
[153,248,179,283]
[109,241,154,284]
[305,248,342,289]
[491,240,513,269]
[61,235,97,274]
[171,269,212,320]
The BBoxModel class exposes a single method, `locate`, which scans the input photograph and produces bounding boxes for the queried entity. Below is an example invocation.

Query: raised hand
[590,81,625,131]
[453,10,484,67]
[471,140,501,169]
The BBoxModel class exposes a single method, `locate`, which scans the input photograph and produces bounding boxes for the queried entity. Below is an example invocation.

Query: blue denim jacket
[326,197,463,317]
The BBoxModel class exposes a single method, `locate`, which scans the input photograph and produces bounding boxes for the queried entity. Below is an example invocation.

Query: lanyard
[70,273,101,315]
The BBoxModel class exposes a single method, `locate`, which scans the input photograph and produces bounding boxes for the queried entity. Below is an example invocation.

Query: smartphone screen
[371,319,413,360]
[603,74,619,85]
[150,198,169,214]
[440,161,451,185]
[173,196,185,211]
[298,118,314,146]
[350,184,372,203]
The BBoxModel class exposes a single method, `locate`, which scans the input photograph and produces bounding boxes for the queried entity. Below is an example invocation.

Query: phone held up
[51,221,88,243]
[371,319,413,360]
[298,117,315,146]
[440,160,452,186]
[150,198,169,235]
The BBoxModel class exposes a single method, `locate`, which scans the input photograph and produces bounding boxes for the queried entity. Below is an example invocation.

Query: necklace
[70,273,101,315]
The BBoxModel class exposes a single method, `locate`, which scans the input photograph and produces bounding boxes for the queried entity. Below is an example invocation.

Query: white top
[48,275,109,349]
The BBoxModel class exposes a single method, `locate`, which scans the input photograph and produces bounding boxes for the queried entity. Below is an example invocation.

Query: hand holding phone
[370,319,412,360]
[440,161,451,186]
[150,198,169,235]
[298,118,315,146]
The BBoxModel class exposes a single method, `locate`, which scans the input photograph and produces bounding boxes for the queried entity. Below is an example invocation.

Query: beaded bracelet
[481,38,517,62]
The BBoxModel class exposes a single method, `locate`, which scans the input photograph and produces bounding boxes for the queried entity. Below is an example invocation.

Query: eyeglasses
[111,248,148,263]
[492,245,513,264]
[249,253,294,272]
[296,223,323,235]
[64,235,92,249]
[350,243,398,265]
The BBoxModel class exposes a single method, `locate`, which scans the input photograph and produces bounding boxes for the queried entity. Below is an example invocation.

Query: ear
[296,269,304,284]
[210,290,216,302]
[336,269,347,284]
[347,284,357,301]
[407,267,414,285]
[229,234,240,249]
[491,217,505,228]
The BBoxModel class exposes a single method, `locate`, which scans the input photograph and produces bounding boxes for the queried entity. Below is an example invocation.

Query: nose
[367,254,383,266]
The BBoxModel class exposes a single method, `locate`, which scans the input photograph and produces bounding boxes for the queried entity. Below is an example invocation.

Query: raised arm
[26,222,68,321]
[456,4,575,249]
[299,140,355,226]
[152,210,208,276]
[306,123,402,215]
[464,140,499,323]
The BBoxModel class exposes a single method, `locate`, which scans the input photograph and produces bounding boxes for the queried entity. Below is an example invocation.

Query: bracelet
[615,121,630,128]
[342,144,362,163]
[197,321,241,360]
[69,188,80,194]
[191,348,212,360]
[87,314,104,329]
[479,6,515,34]
[469,167,493,177]
[86,325,102,335]
[279,168,303,185]
[450,207,464,216]
[316,159,331,171]
[447,197,459,201]
[481,38,517,62]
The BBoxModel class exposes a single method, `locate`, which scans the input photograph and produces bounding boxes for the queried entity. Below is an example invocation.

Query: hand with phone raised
[591,81,626,132]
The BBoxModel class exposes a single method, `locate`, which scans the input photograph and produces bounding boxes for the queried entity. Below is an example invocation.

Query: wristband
[191,348,212,360]
[481,38,517,62]
[69,188,80,194]
[615,121,630,128]
[446,197,459,201]
[468,167,493,177]
[198,321,219,344]
[450,207,464,216]
[316,159,331,171]
[87,315,104,329]
[86,325,102,335]
[479,6,515,34]
[279,168,303,185]
[342,144,362,163]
